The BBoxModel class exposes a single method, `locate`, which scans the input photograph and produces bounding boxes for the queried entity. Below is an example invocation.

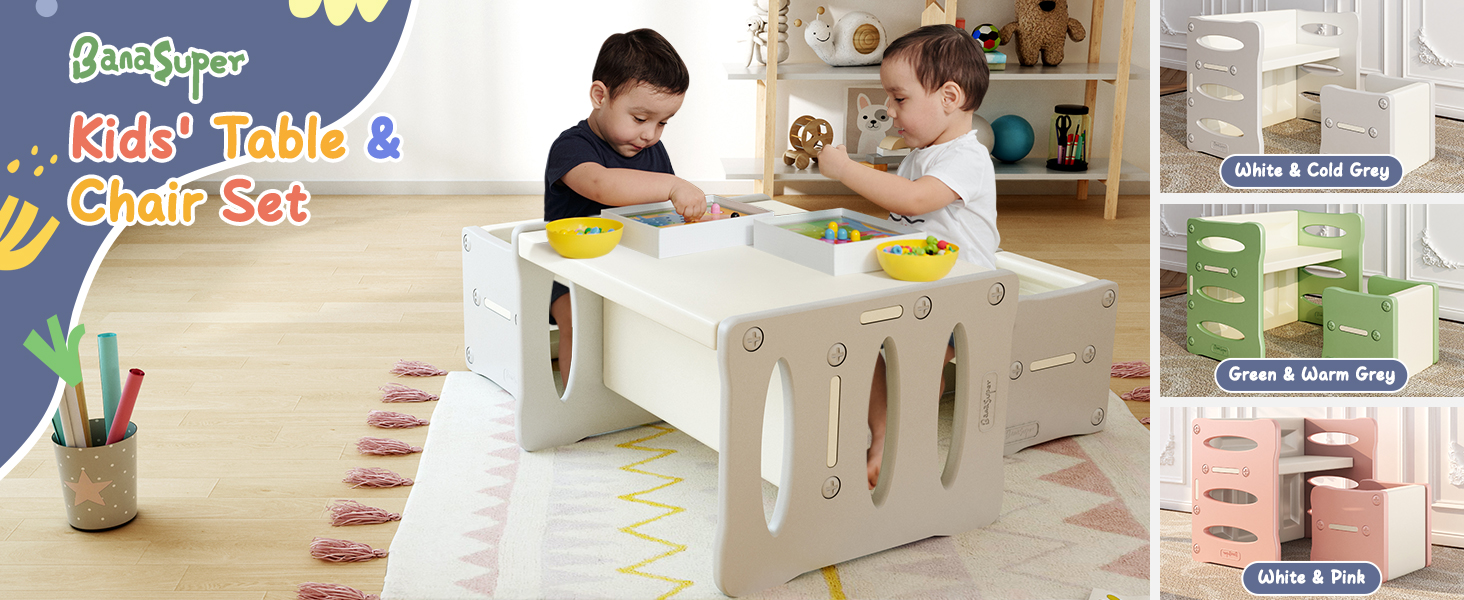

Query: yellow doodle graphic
[289,0,389,25]
[8,146,57,176]
[0,195,60,271]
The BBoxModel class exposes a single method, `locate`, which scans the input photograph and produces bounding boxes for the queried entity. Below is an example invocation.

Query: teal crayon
[98,333,121,437]
[51,409,65,446]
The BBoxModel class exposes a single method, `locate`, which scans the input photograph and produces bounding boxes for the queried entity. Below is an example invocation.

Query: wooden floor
[1160,67,1185,96]
[1161,269,1186,298]
[0,193,1149,598]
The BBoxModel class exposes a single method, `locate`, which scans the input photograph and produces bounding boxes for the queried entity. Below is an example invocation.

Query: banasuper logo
[980,372,997,432]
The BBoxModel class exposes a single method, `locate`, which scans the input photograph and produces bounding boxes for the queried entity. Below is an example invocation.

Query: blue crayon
[98,333,121,436]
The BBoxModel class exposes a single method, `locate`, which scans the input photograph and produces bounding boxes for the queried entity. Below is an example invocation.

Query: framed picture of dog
[844,87,895,156]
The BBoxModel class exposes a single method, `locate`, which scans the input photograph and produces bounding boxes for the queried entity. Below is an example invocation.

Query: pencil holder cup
[1046,104,1090,172]
[52,418,138,531]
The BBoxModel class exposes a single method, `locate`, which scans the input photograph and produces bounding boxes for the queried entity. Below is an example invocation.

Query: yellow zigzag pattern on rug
[615,424,693,599]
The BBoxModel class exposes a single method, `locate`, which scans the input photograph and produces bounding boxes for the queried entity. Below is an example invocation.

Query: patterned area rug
[1159,93,1464,193]
[1160,510,1464,600]
[382,373,1150,599]
[1158,295,1464,397]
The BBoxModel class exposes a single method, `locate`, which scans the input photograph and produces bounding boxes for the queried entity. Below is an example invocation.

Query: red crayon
[106,368,145,445]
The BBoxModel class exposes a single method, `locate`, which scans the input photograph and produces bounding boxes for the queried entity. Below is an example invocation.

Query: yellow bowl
[546,217,623,259]
[875,239,959,282]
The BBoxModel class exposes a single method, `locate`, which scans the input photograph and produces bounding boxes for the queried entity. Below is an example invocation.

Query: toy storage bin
[1322,74,1436,176]
[752,209,924,276]
[1186,10,1359,158]
[603,194,773,259]
[994,251,1117,455]
[1310,480,1432,582]
[1322,275,1439,375]
[1191,417,1376,568]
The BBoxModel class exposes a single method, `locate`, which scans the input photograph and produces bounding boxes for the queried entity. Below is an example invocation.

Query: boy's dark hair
[883,25,989,112]
[593,28,690,98]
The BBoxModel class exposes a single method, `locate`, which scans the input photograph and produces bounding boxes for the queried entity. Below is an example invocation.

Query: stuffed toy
[998,0,1086,66]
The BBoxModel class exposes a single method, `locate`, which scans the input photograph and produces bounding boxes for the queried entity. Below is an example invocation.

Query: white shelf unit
[722,156,1148,181]
[731,0,1140,220]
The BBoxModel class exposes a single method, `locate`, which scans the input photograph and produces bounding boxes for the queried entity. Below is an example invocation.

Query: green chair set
[1185,210,1438,375]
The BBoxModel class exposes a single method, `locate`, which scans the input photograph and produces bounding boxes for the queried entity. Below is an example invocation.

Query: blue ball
[989,115,1035,164]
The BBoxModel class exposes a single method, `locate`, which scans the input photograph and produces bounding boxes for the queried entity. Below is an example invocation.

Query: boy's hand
[818,144,853,181]
[669,179,706,222]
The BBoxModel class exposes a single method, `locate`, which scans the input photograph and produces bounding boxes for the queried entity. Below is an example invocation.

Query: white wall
[211,0,1150,195]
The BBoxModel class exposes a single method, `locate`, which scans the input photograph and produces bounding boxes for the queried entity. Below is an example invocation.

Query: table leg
[712,273,1017,596]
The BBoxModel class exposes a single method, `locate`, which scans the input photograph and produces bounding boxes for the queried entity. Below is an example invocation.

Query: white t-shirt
[889,130,999,269]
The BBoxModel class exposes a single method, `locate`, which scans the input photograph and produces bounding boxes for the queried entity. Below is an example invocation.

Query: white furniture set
[460,198,1119,595]
[1186,9,1435,175]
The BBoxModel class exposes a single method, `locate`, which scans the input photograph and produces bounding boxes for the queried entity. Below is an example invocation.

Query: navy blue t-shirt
[543,120,675,222]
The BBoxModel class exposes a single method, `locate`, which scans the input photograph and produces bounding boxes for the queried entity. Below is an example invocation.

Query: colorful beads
[882,238,958,256]
[568,225,616,235]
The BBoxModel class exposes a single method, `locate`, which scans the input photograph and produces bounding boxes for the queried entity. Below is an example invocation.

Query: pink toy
[1191,417,1377,568]
[1310,479,1432,582]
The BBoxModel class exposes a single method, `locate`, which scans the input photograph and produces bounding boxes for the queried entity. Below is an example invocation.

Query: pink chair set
[1191,417,1432,582]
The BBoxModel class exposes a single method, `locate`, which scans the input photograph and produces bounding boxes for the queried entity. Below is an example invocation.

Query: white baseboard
[1159,500,1193,513]
[197,179,1152,197]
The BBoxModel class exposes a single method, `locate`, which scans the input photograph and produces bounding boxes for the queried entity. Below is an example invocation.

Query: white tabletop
[1277,454,1354,475]
[1261,44,1341,72]
[517,231,987,350]
[1263,245,1344,274]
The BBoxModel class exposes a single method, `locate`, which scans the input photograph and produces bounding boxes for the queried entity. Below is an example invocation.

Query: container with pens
[1046,104,1090,172]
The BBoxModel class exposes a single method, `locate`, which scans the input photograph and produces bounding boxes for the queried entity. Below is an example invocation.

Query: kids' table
[462,202,1016,596]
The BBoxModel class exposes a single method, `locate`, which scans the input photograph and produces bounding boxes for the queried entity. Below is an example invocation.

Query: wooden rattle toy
[784,115,833,170]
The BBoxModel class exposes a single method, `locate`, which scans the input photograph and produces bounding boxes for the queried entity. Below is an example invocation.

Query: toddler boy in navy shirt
[543,28,705,388]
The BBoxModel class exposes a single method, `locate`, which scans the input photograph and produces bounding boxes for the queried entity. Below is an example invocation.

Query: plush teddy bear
[998,0,1086,66]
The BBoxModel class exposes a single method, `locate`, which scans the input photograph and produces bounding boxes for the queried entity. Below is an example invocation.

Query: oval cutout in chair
[1206,488,1259,505]
[1197,83,1245,102]
[1310,475,1359,489]
[1300,62,1344,76]
[1198,118,1245,138]
[1303,224,1347,238]
[1196,34,1244,51]
[1205,435,1258,451]
[1205,525,1259,543]
[1200,321,1245,340]
[1199,286,1245,304]
[761,358,794,535]
[1198,236,1245,253]
[1308,431,1360,446]
[1301,23,1341,37]
[1303,265,1346,279]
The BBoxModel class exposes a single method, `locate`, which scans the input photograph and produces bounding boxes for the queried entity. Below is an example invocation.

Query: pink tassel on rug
[357,436,422,455]
[310,537,388,562]
[367,410,430,428]
[342,467,414,488]
[1140,417,1151,425]
[1121,386,1151,402]
[298,582,381,600]
[1111,361,1150,378]
[390,360,447,377]
[327,499,402,526]
[379,383,438,403]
